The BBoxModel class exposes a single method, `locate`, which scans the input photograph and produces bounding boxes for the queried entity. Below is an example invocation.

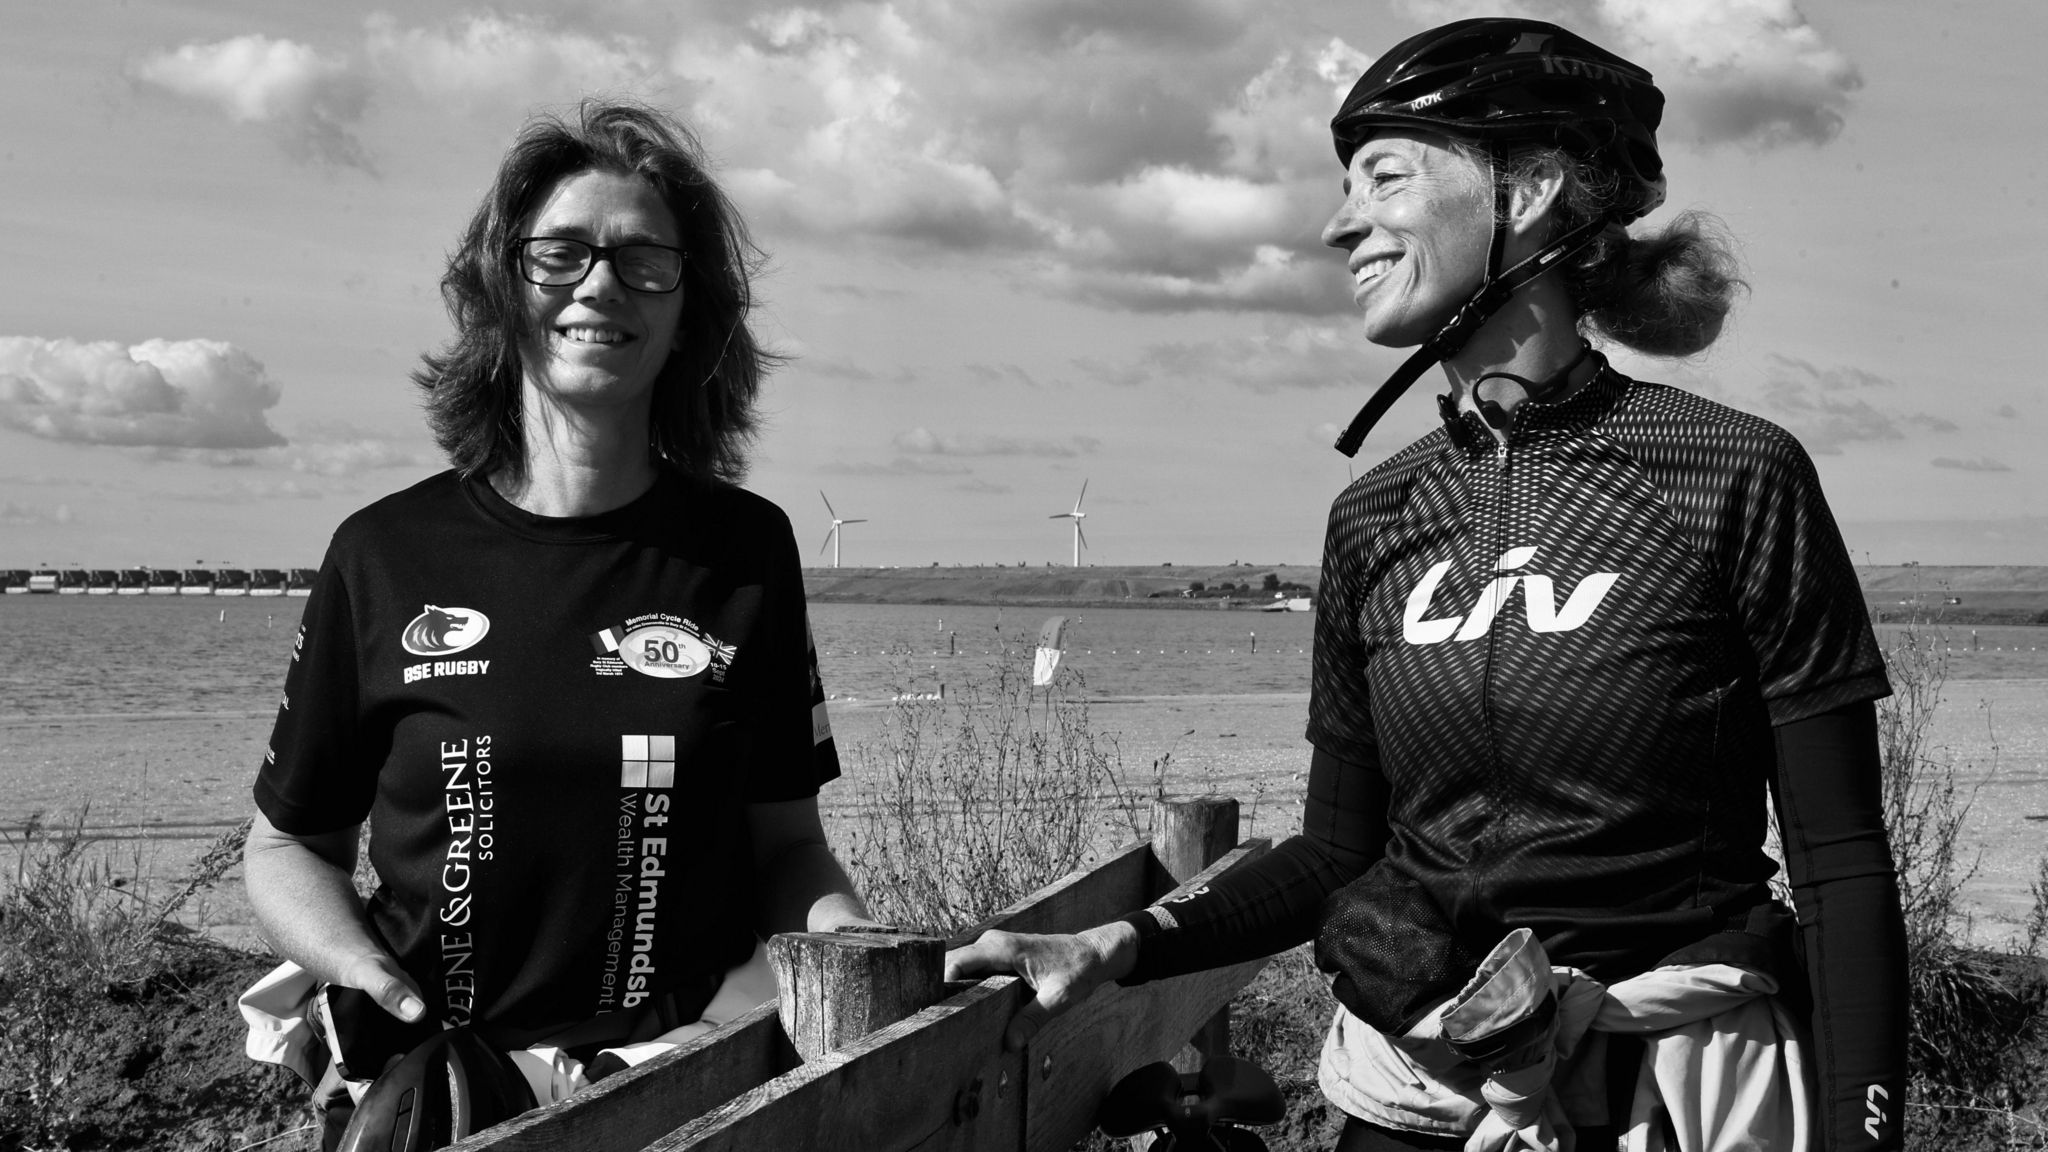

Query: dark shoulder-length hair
[414,99,778,485]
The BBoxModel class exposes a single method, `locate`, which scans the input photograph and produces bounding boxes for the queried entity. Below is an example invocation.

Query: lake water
[0,596,1317,717]
[2,594,2043,945]
[4,595,2044,719]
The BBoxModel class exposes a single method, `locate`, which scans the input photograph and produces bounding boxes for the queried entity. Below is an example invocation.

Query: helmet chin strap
[1332,161,1609,458]
[1470,340,1596,430]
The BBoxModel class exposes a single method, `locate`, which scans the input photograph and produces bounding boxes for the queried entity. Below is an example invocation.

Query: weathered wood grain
[1151,797,1242,1071]
[643,977,1032,1152]
[643,839,1273,1152]
[1023,956,1268,1152]
[444,1000,795,1152]
[770,932,947,1062]
[1150,796,1241,891]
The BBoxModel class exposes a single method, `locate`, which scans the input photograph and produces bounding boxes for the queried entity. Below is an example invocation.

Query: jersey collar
[1437,357,1629,453]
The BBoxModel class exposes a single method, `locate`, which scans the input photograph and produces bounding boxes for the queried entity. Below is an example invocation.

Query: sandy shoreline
[4,683,2042,952]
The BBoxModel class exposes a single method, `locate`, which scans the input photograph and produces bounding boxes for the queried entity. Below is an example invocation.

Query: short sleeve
[1305,490,1379,762]
[739,509,842,803]
[1727,431,1890,725]
[253,552,377,834]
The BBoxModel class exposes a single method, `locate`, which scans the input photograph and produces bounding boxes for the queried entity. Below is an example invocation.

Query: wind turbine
[818,491,866,568]
[1049,479,1089,567]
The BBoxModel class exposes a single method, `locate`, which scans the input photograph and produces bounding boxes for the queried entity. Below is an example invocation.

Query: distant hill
[804,564,2048,622]
[803,564,1321,609]
[1855,566,2048,624]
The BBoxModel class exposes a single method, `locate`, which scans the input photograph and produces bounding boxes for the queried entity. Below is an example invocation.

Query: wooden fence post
[1150,797,1240,1073]
[767,932,946,1062]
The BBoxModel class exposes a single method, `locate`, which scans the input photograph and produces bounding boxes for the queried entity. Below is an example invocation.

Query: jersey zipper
[1476,428,1513,862]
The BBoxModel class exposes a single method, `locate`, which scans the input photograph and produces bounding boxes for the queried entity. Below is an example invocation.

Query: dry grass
[0,812,252,1149]
[838,642,1141,935]
[1879,625,2048,1148]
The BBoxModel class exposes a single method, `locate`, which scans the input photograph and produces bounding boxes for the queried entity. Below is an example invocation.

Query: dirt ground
[0,944,310,1152]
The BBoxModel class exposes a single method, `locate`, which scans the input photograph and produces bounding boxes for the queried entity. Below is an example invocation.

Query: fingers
[343,953,427,1023]
[1005,994,1055,1050]
[944,931,1111,1052]
[943,930,1019,981]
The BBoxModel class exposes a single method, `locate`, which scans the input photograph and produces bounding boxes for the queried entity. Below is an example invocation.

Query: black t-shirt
[1307,367,1888,978]
[255,470,838,1041]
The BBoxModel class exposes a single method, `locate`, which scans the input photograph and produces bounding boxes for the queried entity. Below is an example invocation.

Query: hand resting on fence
[944,921,1142,1050]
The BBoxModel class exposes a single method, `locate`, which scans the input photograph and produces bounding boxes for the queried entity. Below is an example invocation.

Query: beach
[5,665,2042,952]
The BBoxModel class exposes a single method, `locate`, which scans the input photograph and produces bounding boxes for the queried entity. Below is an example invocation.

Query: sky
[2,0,2043,571]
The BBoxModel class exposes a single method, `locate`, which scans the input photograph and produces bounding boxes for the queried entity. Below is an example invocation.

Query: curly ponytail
[1572,210,1745,356]
[1489,145,1747,358]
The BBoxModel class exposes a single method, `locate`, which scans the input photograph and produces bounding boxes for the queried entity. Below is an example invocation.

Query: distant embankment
[1857,566,2048,625]
[804,564,2048,622]
[803,564,1321,609]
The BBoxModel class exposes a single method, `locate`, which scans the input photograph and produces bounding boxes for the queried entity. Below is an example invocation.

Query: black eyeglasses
[512,237,686,294]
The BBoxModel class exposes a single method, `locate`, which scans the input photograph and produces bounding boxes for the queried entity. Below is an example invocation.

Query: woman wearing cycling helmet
[951,19,1906,1152]
[243,101,877,1150]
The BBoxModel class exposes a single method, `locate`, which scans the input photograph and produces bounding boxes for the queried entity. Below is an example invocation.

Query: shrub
[0,813,251,1148]
[839,643,1136,935]
[1876,625,2048,1148]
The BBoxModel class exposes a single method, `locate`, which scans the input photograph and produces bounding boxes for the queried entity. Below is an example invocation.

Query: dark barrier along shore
[802,563,2048,622]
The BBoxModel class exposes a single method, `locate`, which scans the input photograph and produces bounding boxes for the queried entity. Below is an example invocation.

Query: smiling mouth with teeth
[558,327,631,345]
[1355,255,1401,284]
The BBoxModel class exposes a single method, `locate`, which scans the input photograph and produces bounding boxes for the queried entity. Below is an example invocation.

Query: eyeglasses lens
[520,239,682,293]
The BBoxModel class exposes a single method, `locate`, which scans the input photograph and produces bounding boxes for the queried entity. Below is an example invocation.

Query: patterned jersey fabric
[1307,363,1888,995]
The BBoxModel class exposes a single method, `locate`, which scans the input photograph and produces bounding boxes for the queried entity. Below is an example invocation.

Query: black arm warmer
[1121,745,1390,984]
[1772,700,1908,1152]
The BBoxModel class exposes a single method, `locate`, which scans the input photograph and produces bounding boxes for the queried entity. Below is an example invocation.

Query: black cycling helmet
[336,1027,536,1152]
[1328,19,1669,457]
[1332,18,1666,224]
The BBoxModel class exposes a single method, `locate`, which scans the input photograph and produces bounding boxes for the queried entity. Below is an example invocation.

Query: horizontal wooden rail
[454,796,1269,1152]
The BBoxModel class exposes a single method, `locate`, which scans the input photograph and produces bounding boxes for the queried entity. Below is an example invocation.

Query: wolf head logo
[402,605,491,656]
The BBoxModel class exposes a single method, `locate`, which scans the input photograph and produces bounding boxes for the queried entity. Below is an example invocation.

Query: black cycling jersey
[1123,363,1903,1150]
[1309,365,1886,994]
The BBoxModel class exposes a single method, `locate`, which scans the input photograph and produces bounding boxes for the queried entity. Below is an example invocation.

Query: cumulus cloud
[133,14,663,170]
[1399,0,1861,148]
[123,7,1369,312]
[1753,354,1955,454]
[131,34,372,169]
[893,428,1100,457]
[0,501,74,525]
[1930,457,2011,473]
[279,422,429,477]
[819,458,972,476]
[0,337,286,450]
[167,478,328,502]
[671,4,1366,312]
[1063,246,1346,314]
[363,12,660,109]
[962,364,1042,389]
[1107,321,1387,392]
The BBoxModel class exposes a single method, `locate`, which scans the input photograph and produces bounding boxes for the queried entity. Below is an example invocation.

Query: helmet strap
[1334,205,1609,457]
[1485,151,1510,283]
[1471,340,1596,429]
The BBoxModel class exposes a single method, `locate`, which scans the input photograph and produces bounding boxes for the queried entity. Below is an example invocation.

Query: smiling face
[516,169,687,419]
[1320,129,1494,348]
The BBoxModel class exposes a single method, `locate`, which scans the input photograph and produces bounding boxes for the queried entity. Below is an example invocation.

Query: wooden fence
[451,796,1269,1152]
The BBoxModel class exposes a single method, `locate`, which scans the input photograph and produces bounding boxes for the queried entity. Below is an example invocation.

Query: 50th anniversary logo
[589,613,736,681]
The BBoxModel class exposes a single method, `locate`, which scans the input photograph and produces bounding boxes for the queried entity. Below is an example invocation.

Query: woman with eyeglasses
[242,100,876,1149]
